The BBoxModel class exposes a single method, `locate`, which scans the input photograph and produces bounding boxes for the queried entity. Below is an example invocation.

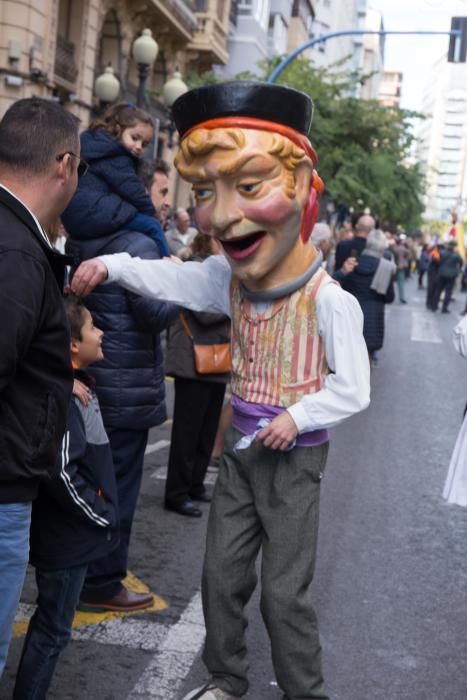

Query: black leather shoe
[191,493,212,503]
[165,500,202,517]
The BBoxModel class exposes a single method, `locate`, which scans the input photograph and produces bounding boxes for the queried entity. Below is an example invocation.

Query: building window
[55,0,83,85]
[98,9,123,83]
[229,0,239,25]
[446,99,466,113]
[238,0,253,16]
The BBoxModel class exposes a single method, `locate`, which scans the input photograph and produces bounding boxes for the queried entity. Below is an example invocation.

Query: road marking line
[127,591,205,699]
[73,617,168,651]
[145,439,171,455]
[410,310,443,343]
[150,466,218,486]
[12,571,167,638]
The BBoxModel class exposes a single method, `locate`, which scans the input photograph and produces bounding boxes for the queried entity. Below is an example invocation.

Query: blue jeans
[396,269,406,303]
[0,502,31,677]
[13,564,88,699]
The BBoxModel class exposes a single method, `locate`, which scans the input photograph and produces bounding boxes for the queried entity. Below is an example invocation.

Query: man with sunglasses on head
[0,97,82,676]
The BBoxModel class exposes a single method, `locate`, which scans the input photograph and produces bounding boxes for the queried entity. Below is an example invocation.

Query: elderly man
[166,207,198,257]
[334,212,375,271]
[71,81,370,700]
[0,98,80,675]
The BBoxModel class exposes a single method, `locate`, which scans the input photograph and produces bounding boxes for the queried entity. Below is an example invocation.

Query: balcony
[149,0,198,41]
[187,12,229,65]
[54,35,79,86]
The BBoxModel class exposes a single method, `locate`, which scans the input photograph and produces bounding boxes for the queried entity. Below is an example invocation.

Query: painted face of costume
[172,82,323,291]
[179,129,312,290]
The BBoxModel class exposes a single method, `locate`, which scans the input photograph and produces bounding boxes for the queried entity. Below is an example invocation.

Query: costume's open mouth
[220,231,266,260]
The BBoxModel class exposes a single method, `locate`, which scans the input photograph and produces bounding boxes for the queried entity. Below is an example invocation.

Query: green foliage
[186,57,426,230]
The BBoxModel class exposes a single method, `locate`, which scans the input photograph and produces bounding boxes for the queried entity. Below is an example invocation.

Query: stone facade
[0,0,231,205]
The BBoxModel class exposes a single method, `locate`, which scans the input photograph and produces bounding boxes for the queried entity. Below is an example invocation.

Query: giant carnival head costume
[172,81,324,290]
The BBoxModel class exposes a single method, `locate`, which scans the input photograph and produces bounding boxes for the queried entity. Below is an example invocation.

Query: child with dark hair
[13,297,119,700]
[61,102,170,257]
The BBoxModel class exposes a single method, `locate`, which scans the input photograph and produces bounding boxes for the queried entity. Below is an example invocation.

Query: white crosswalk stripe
[410,309,443,343]
[127,592,204,699]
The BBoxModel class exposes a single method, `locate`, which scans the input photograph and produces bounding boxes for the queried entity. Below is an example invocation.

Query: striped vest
[230,267,330,408]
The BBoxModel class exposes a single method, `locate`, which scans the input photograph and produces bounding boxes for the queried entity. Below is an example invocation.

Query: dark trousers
[432,276,456,312]
[165,378,226,506]
[14,564,88,700]
[426,267,439,309]
[202,428,329,700]
[81,428,148,601]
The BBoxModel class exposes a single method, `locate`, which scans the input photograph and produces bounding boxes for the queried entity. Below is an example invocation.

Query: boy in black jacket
[13,298,120,700]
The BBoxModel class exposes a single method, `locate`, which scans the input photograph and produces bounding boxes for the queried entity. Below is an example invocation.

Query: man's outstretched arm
[71,253,232,315]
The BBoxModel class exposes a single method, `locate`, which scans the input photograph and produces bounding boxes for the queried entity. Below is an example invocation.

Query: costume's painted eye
[192,186,213,201]
[238,181,261,195]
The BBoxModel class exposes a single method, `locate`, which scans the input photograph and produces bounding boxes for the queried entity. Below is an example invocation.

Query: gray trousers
[202,427,330,700]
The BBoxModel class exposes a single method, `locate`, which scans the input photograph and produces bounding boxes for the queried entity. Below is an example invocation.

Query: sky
[370,0,467,111]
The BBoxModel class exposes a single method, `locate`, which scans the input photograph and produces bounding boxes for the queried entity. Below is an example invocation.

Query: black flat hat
[172,81,313,139]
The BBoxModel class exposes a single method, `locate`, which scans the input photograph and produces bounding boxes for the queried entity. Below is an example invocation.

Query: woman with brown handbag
[164,233,231,517]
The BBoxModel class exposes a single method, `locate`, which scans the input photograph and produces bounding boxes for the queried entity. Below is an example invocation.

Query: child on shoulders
[62,102,170,257]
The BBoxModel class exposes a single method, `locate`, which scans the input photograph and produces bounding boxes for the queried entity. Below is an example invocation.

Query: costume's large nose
[210,192,243,234]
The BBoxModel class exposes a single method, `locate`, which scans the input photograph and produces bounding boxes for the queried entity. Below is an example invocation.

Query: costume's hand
[72,379,92,406]
[255,412,298,451]
[71,259,108,297]
[342,256,358,275]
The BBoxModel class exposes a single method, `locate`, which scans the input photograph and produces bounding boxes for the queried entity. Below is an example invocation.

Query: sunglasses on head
[56,151,89,178]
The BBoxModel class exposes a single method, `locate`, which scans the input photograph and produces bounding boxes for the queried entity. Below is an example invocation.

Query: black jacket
[30,371,119,569]
[438,249,463,279]
[0,187,72,503]
[67,231,177,430]
[334,236,367,271]
[61,129,155,240]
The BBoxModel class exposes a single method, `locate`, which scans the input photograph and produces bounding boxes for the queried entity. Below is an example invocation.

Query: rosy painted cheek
[241,192,295,226]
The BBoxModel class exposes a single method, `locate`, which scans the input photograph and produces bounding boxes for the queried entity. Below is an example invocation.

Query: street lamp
[94,65,120,105]
[132,28,159,107]
[155,70,188,149]
[162,70,188,108]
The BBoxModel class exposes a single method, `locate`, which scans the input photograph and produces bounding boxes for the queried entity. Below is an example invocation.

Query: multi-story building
[222,0,385,101]
[310,0,367,79]
[221,0,316,77]
[378,70,403,108]
[359,6,384,100]
[0,1,231,130]
[0,1,232,206]
[417,55,467,221]
[220,0,273,77]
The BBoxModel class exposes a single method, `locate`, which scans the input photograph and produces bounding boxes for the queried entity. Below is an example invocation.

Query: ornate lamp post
[94,65,120,106]
[158,70,188,148]
[162,70,188,108]
[132,28,159,107]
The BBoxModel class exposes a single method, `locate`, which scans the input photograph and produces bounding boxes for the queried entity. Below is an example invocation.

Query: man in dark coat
[334,213,375,271]
[66,160,177,612]
[431,241,463,313]
[0,98,80,675]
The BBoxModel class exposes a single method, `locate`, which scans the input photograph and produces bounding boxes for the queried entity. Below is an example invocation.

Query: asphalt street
[2,277,467,700]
